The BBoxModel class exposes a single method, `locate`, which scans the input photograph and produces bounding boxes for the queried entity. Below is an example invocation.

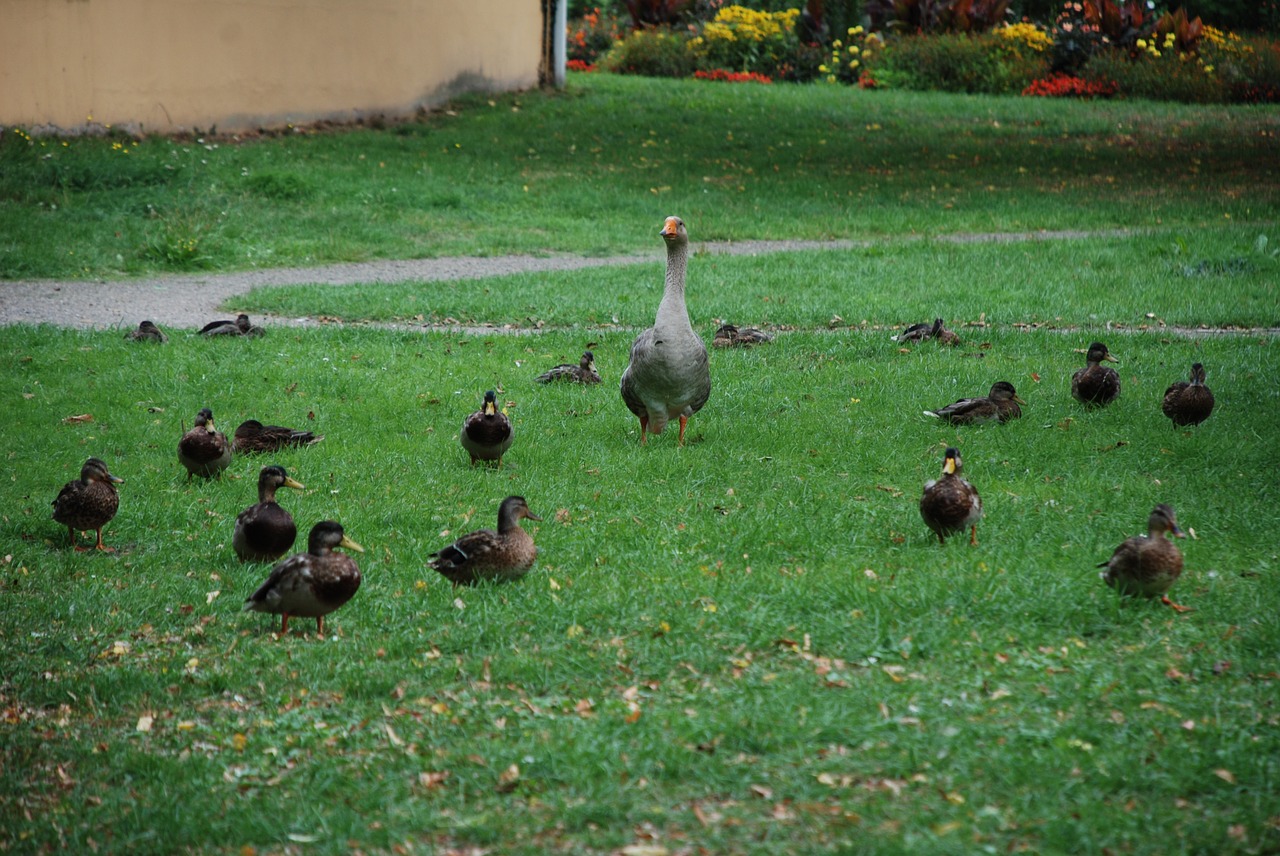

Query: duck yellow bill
[283,477,305,490]
[339,535,365,553]
[943,457,957,475]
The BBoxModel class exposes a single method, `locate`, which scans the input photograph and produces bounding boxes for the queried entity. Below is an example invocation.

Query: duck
[1162,363,1214,427]
[925,381,1025,425]
[200,313,264,337]
[620,216,711,445]
[935,321,961,347]
[125,320,168,343]
[920,447,982,545]
[51,457,124,552]
[1071,341,1121,407]
[243,520,364,635]
[232,419,325,453]
[893,319,943,343]
[460,390,514,467]
[178,407,233,480]
[429,496,541,586]
[536,351,602,384]
[712,323,773,348]
[1098,504,1190,612]
[233,466,305,562]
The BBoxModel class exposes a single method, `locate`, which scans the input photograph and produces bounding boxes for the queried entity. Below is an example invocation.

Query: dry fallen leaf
[418,770,450,789]
[63,414,94,424]
[1214,768,1237,784]
[136,715,154,733]
[496,763,520,793]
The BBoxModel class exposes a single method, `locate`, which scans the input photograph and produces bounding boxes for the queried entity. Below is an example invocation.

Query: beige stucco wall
[0,0,542,134]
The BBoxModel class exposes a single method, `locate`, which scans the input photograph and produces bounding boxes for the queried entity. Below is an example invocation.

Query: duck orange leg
[68,526,89,552]
[638,415,649,445]
[678,415,689,446]
[1161,595,1193,614]
[93,527,116,553]
[969,525,979,546]
[279,614,292,635]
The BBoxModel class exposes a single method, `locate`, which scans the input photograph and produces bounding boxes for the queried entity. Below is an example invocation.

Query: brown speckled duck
[429,496,541,586]
[243,520,364,635]
[178,407,233,480]
[460,390,514,467]
[536,351,602,384]
[920,447,982,545]
[620,216,711,445]
[233,419,324,453]
[925,381,1025,425]
[125,320,168,343]
[51,457,124,552]
[233,465,305,563]
[1162,363,1214,427]
[1072,342,1121,408]
[1098,504,1190,612]
[712,324,773,348]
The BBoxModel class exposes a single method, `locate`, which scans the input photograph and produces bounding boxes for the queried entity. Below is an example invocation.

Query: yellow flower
[1136,38,1147,48]
[1203,64,1214,73]
[818,64,829,73]
[849,59,860,68]
[826,74,837,84]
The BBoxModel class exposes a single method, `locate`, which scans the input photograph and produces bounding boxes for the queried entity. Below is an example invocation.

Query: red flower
[1023,73,1117,98]
[694,69,773,84]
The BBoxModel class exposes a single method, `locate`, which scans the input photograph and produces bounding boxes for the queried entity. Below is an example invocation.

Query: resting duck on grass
[243,520,364,635]
[1162,363,1214,427]
[925,381,1025,425]
[920,447,982,546]
[460,390,514,467]
[200,313,264,337]
[178,407,233,480]
[536,351,602,384]
[233,465,305,563]
[125,320,168,343]
[1071,342,1121,408]
[233,419,324,453]
[52,457,124,552]
[620,216,710,445]
[429,496,541,586]
[1098,504,1190,613]
[712,324,773,348]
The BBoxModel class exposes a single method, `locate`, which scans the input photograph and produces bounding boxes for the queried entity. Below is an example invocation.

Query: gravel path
[4,227,1269,336]
[0,237,871,331]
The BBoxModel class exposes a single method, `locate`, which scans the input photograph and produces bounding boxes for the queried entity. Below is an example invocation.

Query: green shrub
[601,26,698,77]
[1082,48,1226,102]
[1204,30,1280,102]
[879,32,1044,94]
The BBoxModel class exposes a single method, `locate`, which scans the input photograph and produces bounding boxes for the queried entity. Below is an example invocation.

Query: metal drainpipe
[554,0,567,88]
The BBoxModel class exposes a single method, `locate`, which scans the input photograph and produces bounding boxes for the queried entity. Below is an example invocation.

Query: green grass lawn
[3,74,1280,854]
[2,73,1278,280]
[2,315,1277,853]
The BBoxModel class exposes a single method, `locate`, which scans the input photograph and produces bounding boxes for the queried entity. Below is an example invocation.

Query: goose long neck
[655,239,691,331]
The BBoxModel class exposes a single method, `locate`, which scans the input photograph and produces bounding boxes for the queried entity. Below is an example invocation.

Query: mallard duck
[200,313,264,337]
[893,319,943,343]
[935,321,961,347]
[1162,363,1214,427]
[178,407,233,480]
[429,496,541,586]
[620,216,711,445]
[460,390,514,466]
[925,381,1025,425]
[51,457,124,552]
[1098,504,1190,612]
[233,466,305,562]
[920,447,982,545]
[243,520,364,635]
[232,419,324,453]
[1071,341,1121,407]
[125,320,168,343]
[536,351,602,384]
[712,323,773,348]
